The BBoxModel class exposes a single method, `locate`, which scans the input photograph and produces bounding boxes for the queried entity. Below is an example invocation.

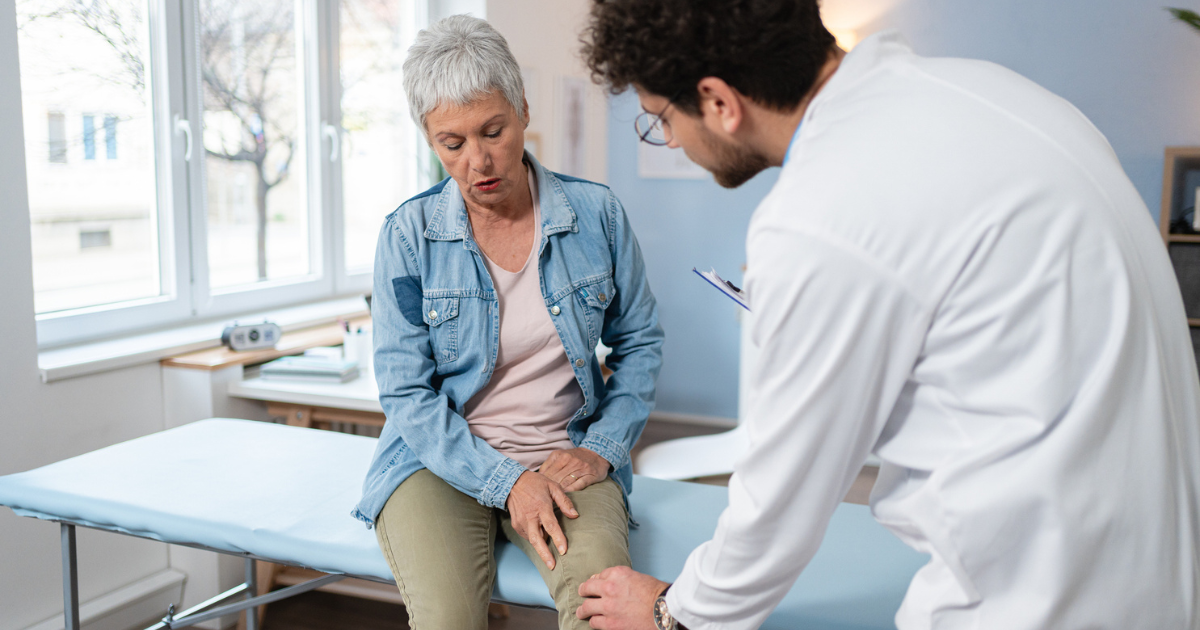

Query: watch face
[653,595,674,630]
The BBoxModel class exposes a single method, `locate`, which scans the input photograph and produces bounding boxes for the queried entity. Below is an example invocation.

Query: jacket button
[598,293,606,302]
[550,305,561,315]
[575,358,585,368]
[428,310,437,319]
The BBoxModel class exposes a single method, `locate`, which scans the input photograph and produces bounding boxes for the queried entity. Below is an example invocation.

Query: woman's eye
[446,142,463,151]
[484,129,502,139]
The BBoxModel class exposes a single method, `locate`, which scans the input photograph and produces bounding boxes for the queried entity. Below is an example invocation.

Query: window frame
[29,0,427,349]
[328,0,427,295]
[33,0,193,348]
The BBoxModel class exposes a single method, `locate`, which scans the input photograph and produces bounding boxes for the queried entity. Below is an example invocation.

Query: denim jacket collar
[423,151,578,242]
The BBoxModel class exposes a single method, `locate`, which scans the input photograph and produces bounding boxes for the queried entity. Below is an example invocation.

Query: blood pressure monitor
[220,322,281,352]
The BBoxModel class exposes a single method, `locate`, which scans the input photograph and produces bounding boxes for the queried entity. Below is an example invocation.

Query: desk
[229,373,384,430]
[229,342,609,431]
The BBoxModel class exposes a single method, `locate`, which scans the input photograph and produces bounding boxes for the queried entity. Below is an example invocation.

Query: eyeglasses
[633,92,680,146]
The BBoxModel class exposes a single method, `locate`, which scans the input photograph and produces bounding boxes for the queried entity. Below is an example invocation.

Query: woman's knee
[556,482,632,578]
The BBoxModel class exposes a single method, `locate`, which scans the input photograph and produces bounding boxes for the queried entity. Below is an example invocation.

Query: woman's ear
[521,95,531,128]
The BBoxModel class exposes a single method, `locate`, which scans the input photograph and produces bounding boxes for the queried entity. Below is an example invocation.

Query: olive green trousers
[374,469,630,630]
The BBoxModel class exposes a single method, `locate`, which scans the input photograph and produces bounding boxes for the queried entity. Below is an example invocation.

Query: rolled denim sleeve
[584,192,665,469]
[372,213,525,508]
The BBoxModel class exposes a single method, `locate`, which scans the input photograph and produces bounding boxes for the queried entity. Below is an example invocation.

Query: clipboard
[693,267,749,311]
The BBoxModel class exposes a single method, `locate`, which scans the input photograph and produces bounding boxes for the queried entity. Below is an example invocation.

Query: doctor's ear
[695,77,745,135]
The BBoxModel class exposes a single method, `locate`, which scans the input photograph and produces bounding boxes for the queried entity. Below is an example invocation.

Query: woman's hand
[540,447,613,492]
[506,471,578,570]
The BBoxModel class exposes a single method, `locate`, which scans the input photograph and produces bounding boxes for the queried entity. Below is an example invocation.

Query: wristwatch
[653,585,688,630]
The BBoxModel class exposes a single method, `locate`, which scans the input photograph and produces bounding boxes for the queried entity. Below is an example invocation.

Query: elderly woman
[352,15,664,630]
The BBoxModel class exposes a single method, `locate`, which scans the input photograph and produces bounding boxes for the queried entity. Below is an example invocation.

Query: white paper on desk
[694,267,750,311]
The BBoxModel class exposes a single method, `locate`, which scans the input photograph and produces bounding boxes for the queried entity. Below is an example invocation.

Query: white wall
[489,0,608,183]
[0,1,173,627]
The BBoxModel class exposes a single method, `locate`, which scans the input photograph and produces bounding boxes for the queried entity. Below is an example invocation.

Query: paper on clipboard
[694,267,749,311]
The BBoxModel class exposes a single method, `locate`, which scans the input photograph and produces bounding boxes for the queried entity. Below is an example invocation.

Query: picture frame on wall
[1158,146,1200,328]
[1161,146,1200,236]
[557,76,588,177]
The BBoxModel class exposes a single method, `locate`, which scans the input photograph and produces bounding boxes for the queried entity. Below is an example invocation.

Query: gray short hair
[404,15,526,131]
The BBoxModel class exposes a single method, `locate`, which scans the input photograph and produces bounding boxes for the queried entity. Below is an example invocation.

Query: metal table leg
[244,558,258,630]
[61,524,80,630]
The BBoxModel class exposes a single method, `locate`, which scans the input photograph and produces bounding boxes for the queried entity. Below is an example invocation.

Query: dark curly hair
[581,0,836,114]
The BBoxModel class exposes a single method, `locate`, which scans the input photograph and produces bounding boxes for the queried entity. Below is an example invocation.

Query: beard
[692,125,771,189]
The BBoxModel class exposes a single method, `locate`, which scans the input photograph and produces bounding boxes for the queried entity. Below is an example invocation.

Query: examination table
[0,419,926,629]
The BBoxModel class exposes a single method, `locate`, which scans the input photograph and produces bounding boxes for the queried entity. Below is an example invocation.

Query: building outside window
[16,0,424,347]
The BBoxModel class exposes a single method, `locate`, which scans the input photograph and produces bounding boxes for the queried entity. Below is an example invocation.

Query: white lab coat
[667,32,1200,630]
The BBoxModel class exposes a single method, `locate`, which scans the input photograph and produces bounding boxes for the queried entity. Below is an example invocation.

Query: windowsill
[37,295,370,383]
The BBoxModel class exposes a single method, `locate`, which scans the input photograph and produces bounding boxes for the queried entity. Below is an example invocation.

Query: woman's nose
[467,141,492,172]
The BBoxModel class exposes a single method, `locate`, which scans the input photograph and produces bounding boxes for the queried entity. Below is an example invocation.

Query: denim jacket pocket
[422,296,460,365]
[577,277,617,310]
[575,276,616,347]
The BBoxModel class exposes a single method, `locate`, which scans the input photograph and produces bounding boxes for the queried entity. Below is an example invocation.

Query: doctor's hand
[576,566,670,630]
[506,471,579,570]
[539,447,612,492]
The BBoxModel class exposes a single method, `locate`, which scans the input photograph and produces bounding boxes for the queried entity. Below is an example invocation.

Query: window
[80,229,113,249]
[104,115,118,159]
[338,0,421,273]
[16,0,424,347]
[200,0,311,290]
[20,0,162,319]
[82,115,96,160]
[47,112,66,163]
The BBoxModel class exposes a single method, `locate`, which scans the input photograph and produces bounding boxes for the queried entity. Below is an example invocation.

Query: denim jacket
[353,153,664,526]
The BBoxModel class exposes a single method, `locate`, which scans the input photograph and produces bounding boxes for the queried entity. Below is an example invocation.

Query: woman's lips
[474,178,501,191]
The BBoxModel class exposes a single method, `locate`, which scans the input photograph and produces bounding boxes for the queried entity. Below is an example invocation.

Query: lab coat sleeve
[667,229,931,630]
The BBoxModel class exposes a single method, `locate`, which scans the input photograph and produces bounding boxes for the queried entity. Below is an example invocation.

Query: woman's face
[425,90,529,211]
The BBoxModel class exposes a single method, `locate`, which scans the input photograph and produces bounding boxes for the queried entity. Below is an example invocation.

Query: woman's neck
[465,162,533,228]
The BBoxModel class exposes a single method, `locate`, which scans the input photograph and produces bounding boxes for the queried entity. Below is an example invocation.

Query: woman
[352,15,664,630]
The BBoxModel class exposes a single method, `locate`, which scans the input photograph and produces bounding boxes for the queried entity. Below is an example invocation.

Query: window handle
[323,123,340,162]
[174,114,193,162]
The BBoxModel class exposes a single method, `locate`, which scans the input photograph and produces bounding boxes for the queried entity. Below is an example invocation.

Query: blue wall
[606,0,1200,419]
[608,91,775,418]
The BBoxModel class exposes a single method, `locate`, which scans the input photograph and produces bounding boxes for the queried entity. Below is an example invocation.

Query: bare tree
[20,0,299,281]
[200,0,298,280]
[17,0,146,97]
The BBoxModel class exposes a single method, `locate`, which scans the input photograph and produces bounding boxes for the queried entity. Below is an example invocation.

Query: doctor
[575,1,1200,629]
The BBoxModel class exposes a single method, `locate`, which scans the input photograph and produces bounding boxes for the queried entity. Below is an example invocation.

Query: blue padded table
[0,419,926,630]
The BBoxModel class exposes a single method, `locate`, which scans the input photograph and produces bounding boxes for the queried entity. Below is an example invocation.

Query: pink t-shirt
[463,168,582,470]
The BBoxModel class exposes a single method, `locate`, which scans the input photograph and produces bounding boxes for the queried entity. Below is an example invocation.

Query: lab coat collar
[797,30,914,137]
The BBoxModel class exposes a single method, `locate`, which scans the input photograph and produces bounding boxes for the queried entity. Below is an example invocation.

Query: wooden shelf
[1167,234,1200,244]
[162,315,370,370]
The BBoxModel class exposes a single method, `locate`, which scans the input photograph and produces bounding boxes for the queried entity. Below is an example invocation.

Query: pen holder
[342,328,373,376]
